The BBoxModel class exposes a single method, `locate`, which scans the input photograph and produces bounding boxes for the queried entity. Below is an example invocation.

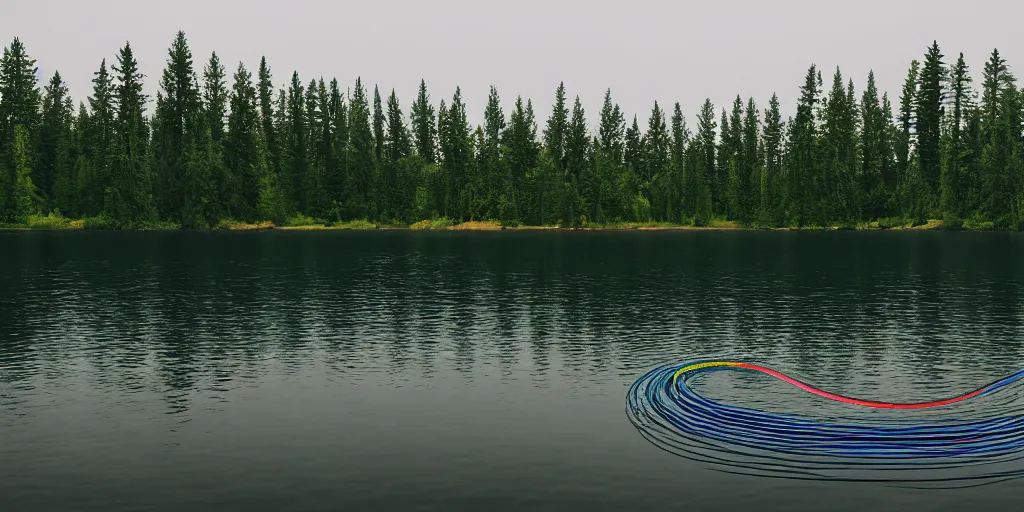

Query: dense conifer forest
[1,33,1023,229]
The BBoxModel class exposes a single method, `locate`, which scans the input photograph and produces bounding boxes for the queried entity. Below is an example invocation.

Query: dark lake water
[3,230,1024,511]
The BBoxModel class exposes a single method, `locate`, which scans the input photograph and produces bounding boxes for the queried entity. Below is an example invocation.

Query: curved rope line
[671,361,1014,409]
[628,359,1024,484]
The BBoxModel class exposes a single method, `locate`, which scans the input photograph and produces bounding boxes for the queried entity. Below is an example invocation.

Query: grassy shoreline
[0,214,1000,232]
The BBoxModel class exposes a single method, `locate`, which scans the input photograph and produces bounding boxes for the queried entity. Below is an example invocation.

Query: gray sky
[3,0,1021,130]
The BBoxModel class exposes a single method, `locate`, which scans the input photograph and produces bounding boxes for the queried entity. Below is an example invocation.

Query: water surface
[2,230,1024,511]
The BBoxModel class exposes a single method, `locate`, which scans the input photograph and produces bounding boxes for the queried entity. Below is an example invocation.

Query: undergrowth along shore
[0,212,995,232]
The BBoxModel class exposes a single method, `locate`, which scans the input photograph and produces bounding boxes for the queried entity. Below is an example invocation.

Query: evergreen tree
[37,71,74,208]
[645,101,671,221]
[283,71,307,212]
[861,71,888,219]
[821,67,858,224]
[740,97,760,226]
[506,96,538,222]
[152,31,201,222]
[373,85,384,163]
[761,93,784,225]
[80,60,116,215]
[0,37,41,172]
[0,125,36,222]
[225,62,266,221]
[789,64,821,226]
[897,60,920,193]
[692,99,717,226]
[916,42,945,205]
[348,78,375,217]
[327,78,349,213]
[563,95,589,225]
[543,82,568,172]
[203,52,229,220]
[106,41,154,224]
[410,79,437,163]
[942,54,972,220]
[256,57,280,187]
[669,102,688,222]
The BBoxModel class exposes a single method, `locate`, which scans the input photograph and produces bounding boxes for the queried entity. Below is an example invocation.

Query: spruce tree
[82,60,115,216]
[692,100,717,226]
[761,94,784,226]
[225,62,266,221]
[563,95,589,225]
[740,97,760,226]
[916,42,945,204]
[38,71,74,208]
[789,65,821,226]
[669,102,688,222]
[897,60,920,194]
[543,82,568,172]
[203,52,229,220]
[506,96,538,222]
[327,78,348,212]
[0,125,36,222]
[373,85,384,164]
[861,71,887,219]
[348,78,375,218]
[410,79,437,164]
[942,54,972,220]
[0,37,41,170]
[645,101,670,220]
[107,41,154,224]
[152,31,201,222]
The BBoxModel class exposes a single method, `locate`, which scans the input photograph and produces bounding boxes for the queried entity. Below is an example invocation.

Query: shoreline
[0,218,1004,232]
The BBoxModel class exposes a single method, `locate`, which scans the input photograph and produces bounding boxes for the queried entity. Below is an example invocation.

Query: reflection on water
[2,231,1024,510]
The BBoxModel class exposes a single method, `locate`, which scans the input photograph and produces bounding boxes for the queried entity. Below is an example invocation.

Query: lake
[2,230,1024,511]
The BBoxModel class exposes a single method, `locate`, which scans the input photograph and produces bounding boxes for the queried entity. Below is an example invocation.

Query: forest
[1,32,1022,230]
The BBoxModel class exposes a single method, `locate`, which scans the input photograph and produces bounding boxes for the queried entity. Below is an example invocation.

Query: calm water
[3,230,1024,511]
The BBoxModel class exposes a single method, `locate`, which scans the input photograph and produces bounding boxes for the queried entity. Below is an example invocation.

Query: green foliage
[8,33,1024,232]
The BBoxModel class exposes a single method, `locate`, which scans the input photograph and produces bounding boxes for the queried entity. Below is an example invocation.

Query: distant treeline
[1,33,1022,229]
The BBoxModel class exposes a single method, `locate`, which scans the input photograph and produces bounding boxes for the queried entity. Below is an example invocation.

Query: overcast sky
[3,0,1021,129]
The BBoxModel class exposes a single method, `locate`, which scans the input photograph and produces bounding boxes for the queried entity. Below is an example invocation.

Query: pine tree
[348,78,375,218]
[410,79,437,164]
[506,96,538,222]
[283,71,307,212]
[669,102,688,223]
[594,90,625,221]
[327,78,348,213]
[789,65,821,226]
[478,86,505,219]
[645,101,671,221]
[740,97,760,226]
[942,54,972,220]
[861,71,888,219]
[916,42,945,206]
[106,41,154,224]
[563,95,589,225]
[152,31,201,222]
[543,82,568,172]
[225,62,266,221]
[0,125,36,222]
[761,93,784,226]
[256,57,279,187]
[897,60,920,194]
[0,37,41,171]
[81,60,115,215]
[38,71,74,208]
[822,67,858,224]
[692,99,717,226]
[439,87,471,219]
[202,52,230,221]
[373,85,384,164]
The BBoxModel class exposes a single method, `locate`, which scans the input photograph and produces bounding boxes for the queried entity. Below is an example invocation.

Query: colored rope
[627,360,1024,485]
